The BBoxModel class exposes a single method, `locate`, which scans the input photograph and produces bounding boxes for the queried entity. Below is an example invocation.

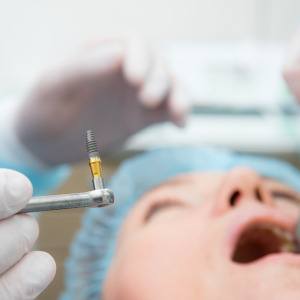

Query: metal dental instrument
[20,189,114,213]
[20,130,114,213]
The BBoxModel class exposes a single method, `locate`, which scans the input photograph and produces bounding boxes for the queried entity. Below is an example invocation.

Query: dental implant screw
[86,130,104,190]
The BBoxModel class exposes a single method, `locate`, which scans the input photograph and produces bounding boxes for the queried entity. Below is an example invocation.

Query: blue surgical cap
[60,147,300,300]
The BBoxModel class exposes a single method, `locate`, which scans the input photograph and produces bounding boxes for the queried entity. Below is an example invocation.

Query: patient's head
[61,148,300,300]
[104,169,300,299]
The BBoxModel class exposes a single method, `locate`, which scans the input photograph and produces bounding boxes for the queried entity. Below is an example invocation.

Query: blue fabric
[0,160,70,196]
[61,147,300,300]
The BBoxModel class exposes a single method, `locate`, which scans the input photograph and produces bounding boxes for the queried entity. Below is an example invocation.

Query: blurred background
[1,0,300,92]
[0,0,300,299]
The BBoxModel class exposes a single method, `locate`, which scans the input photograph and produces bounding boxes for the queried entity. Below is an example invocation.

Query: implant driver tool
[19,130,114,213]
[20,189,114,213]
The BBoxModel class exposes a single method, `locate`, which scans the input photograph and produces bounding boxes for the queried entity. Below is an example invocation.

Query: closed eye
[271,190,300,205]
[144,200,185,223]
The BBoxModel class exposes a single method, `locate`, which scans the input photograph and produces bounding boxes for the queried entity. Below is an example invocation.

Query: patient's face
[103,167,300,300]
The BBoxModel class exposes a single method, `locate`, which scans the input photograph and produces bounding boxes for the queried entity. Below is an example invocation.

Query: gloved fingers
[50,41,124,86]
[138,55,171,108]
[122,38,151,86]
[123,38,191,125]
[167,82,191,127]
[282,31,300,102]
[283,29,300,69]
[0,251,56,300]
[0,214,38,274]
[73,41,124,78]
[0,169,32,219]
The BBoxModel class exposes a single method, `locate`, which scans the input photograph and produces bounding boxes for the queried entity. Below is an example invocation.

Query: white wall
[0,0,299,92]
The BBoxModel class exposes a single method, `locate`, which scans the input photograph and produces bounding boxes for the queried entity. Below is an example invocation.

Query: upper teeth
[254,224,295,252]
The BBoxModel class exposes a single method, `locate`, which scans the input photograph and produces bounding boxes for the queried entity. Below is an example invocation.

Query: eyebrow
[143,177,192,222]
[260,176,300,204]
[153,177,190,191]
[144,201,185,223]
[271,190,300,205]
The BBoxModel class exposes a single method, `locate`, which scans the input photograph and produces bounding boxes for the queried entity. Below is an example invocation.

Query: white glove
[13,38,191,166]
[283,29,300,102]
[0,169,56,300]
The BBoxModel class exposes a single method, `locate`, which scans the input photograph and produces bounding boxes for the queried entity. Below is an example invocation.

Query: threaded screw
[86,130,100,157]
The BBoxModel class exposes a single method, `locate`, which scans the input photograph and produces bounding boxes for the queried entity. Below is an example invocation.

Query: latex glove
[15,38,191,166]
[283,29,300,101]
[0,169,56,300]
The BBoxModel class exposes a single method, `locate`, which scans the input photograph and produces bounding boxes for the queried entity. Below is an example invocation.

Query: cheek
[275,201,300,220]
[104,229,209,300]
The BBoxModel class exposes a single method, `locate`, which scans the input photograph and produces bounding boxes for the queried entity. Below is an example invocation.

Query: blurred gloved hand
[15,38,190,166]
[283,30,300,102]
[0,169,56,300]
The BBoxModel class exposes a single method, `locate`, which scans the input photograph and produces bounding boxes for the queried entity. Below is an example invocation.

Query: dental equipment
[19,130,114,213]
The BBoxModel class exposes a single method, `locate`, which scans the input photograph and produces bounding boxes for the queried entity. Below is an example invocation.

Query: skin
[103,167,300,300]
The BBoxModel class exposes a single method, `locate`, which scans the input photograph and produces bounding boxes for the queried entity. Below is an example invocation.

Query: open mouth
[232,222,298,264]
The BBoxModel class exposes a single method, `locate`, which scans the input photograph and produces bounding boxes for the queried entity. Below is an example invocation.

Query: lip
[255,252,300,267]
[226,204,299,264]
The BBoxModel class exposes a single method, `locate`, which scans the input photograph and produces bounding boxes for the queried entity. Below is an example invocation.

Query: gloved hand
[283,29,300,101]
[14,38,191,166]
[0,169,56,300]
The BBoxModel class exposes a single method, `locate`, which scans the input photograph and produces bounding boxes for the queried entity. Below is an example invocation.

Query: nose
[214,167,273,214]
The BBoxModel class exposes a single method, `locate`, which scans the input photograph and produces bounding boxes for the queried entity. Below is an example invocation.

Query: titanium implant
[86,130,104,190]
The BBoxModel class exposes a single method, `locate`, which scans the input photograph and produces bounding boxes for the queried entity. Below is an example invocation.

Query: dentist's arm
[0,169,55,300]
[12,38,190,166]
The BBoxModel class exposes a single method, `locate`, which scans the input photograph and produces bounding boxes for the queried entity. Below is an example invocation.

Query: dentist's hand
[0,169,56,300]
[283,30,300,101]
[15,38,190,166]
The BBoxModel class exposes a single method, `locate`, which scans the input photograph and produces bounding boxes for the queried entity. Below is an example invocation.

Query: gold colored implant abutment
[89,156,103,178]
[89,156,104,189]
